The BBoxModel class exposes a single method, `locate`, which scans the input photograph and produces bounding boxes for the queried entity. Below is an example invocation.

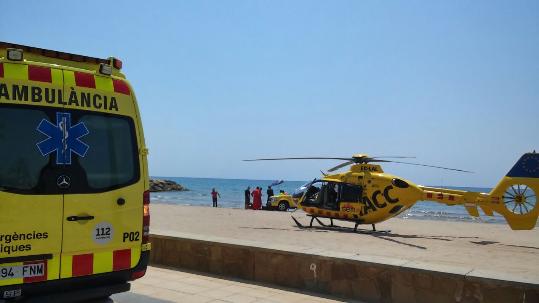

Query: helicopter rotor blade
[327,160,355,172]
[371,156,416,159]
[242,155,471,173]
[243,156,415,162]
[370,160,474,173]
[242,157,354,161]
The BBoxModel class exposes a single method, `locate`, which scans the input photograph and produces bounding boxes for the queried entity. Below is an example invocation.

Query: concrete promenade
[147,205,539,302]
[110,266,357,303]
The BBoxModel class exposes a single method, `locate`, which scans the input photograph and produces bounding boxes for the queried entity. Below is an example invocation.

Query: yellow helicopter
[244,152,538,231]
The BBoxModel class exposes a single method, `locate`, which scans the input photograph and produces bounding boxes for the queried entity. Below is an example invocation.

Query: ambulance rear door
[59,72,144,279]
[0,61,65,292]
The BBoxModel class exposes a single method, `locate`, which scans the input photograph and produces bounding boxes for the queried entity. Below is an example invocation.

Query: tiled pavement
[110,266,360,303]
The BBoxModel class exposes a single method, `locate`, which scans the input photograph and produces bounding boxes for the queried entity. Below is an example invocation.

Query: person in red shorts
[211,188,221,207]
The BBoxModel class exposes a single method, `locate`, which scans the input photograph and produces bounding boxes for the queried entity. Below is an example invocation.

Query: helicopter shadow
[238,226,331,233]
[238,226,291,231]
[290,223,460,250]
[504,244,539,250]
[469,240,539,250]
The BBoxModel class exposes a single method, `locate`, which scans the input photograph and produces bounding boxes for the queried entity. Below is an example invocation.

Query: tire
[278,201,289,211]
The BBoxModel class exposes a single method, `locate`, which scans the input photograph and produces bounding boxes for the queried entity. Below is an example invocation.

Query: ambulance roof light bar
[106,57,123,70]
[99,63,113,76]
[7,48,23,61]
[1,41,109,64]
[112,57,122,70]
[100,57,122,76]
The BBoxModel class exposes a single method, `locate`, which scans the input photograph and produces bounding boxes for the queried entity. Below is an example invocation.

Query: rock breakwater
[150,179,187,192]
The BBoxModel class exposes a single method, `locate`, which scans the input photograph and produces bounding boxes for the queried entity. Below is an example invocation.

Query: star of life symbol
[36,112,89,165]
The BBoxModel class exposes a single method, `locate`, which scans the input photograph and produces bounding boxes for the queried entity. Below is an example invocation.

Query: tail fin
[489,152,539,230]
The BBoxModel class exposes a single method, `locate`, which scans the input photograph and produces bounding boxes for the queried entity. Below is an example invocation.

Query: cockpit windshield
[292,180,318,198]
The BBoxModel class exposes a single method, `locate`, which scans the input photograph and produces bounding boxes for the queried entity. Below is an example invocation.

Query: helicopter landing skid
[290,215,331,228]
[354,223,391,234]
[311,216,338,227]
[292,215,390,233]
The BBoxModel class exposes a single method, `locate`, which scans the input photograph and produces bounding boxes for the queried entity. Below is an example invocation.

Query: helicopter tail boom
[420,153,539,230]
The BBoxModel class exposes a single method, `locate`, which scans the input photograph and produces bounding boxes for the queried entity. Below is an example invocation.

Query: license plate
[0,263,45,280]
[3,289,22,299]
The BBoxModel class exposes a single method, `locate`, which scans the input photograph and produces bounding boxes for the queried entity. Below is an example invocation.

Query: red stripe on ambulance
[72,254,93,277]
[113,249,131,271]
[28,65,52,83]
[74,71,96,88]
[113,79,130,95]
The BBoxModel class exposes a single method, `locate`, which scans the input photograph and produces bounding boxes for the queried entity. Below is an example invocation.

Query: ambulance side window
[78,115,138,190]
[0,107,50,191]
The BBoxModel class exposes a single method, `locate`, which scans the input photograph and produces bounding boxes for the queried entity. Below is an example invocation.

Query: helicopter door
[323,182,339,210]
[304,181,341,210]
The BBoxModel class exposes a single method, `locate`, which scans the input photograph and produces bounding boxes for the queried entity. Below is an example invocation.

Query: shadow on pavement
[83,293,173,303]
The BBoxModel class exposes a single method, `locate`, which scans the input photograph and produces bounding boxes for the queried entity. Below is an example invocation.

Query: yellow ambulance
[0,42,150,301]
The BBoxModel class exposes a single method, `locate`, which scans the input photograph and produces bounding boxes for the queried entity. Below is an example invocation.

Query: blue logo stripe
[506,153,539,178]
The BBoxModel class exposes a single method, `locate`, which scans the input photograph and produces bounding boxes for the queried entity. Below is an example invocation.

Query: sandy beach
[151,204,539,283]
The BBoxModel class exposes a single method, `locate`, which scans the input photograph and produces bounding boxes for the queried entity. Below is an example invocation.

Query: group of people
[211,185,282,209]
[244,186,274,210]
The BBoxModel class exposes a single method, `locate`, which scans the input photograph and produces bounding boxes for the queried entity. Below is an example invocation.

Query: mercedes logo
[57,175,71,189]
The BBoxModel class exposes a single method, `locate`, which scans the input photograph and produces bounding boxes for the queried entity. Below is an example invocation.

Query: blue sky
[2,1,538,187]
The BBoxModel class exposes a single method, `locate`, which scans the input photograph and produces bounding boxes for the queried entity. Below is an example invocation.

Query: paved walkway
[110,266,359,303]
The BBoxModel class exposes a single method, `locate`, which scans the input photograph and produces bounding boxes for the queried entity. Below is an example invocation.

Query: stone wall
[149,234,539,303]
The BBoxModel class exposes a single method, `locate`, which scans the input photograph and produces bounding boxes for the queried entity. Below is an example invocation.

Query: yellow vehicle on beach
[0,42,150,301]
[267,192,300,211]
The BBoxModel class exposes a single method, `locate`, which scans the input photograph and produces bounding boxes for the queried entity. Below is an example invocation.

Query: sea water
[150,176,505,224]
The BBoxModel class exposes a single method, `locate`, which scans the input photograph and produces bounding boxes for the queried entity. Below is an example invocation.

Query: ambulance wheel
[278,201,289,211]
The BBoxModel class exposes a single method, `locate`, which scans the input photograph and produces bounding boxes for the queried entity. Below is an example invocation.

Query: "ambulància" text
[0,83,120,111]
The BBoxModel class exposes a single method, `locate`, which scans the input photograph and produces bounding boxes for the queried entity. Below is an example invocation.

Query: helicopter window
[292,182,310,198]
[340,183,363,203]
[304,182,323,205]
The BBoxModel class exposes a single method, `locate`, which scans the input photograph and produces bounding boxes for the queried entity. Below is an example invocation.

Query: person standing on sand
[244,186,251,209]
[267,186,274,203]
[256,187,263,209]
[259,187,263,206]
[211,188,221,207]
[251,187,262,210]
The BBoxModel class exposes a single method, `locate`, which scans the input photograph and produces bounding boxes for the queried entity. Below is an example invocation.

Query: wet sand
[150,204,539,283]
